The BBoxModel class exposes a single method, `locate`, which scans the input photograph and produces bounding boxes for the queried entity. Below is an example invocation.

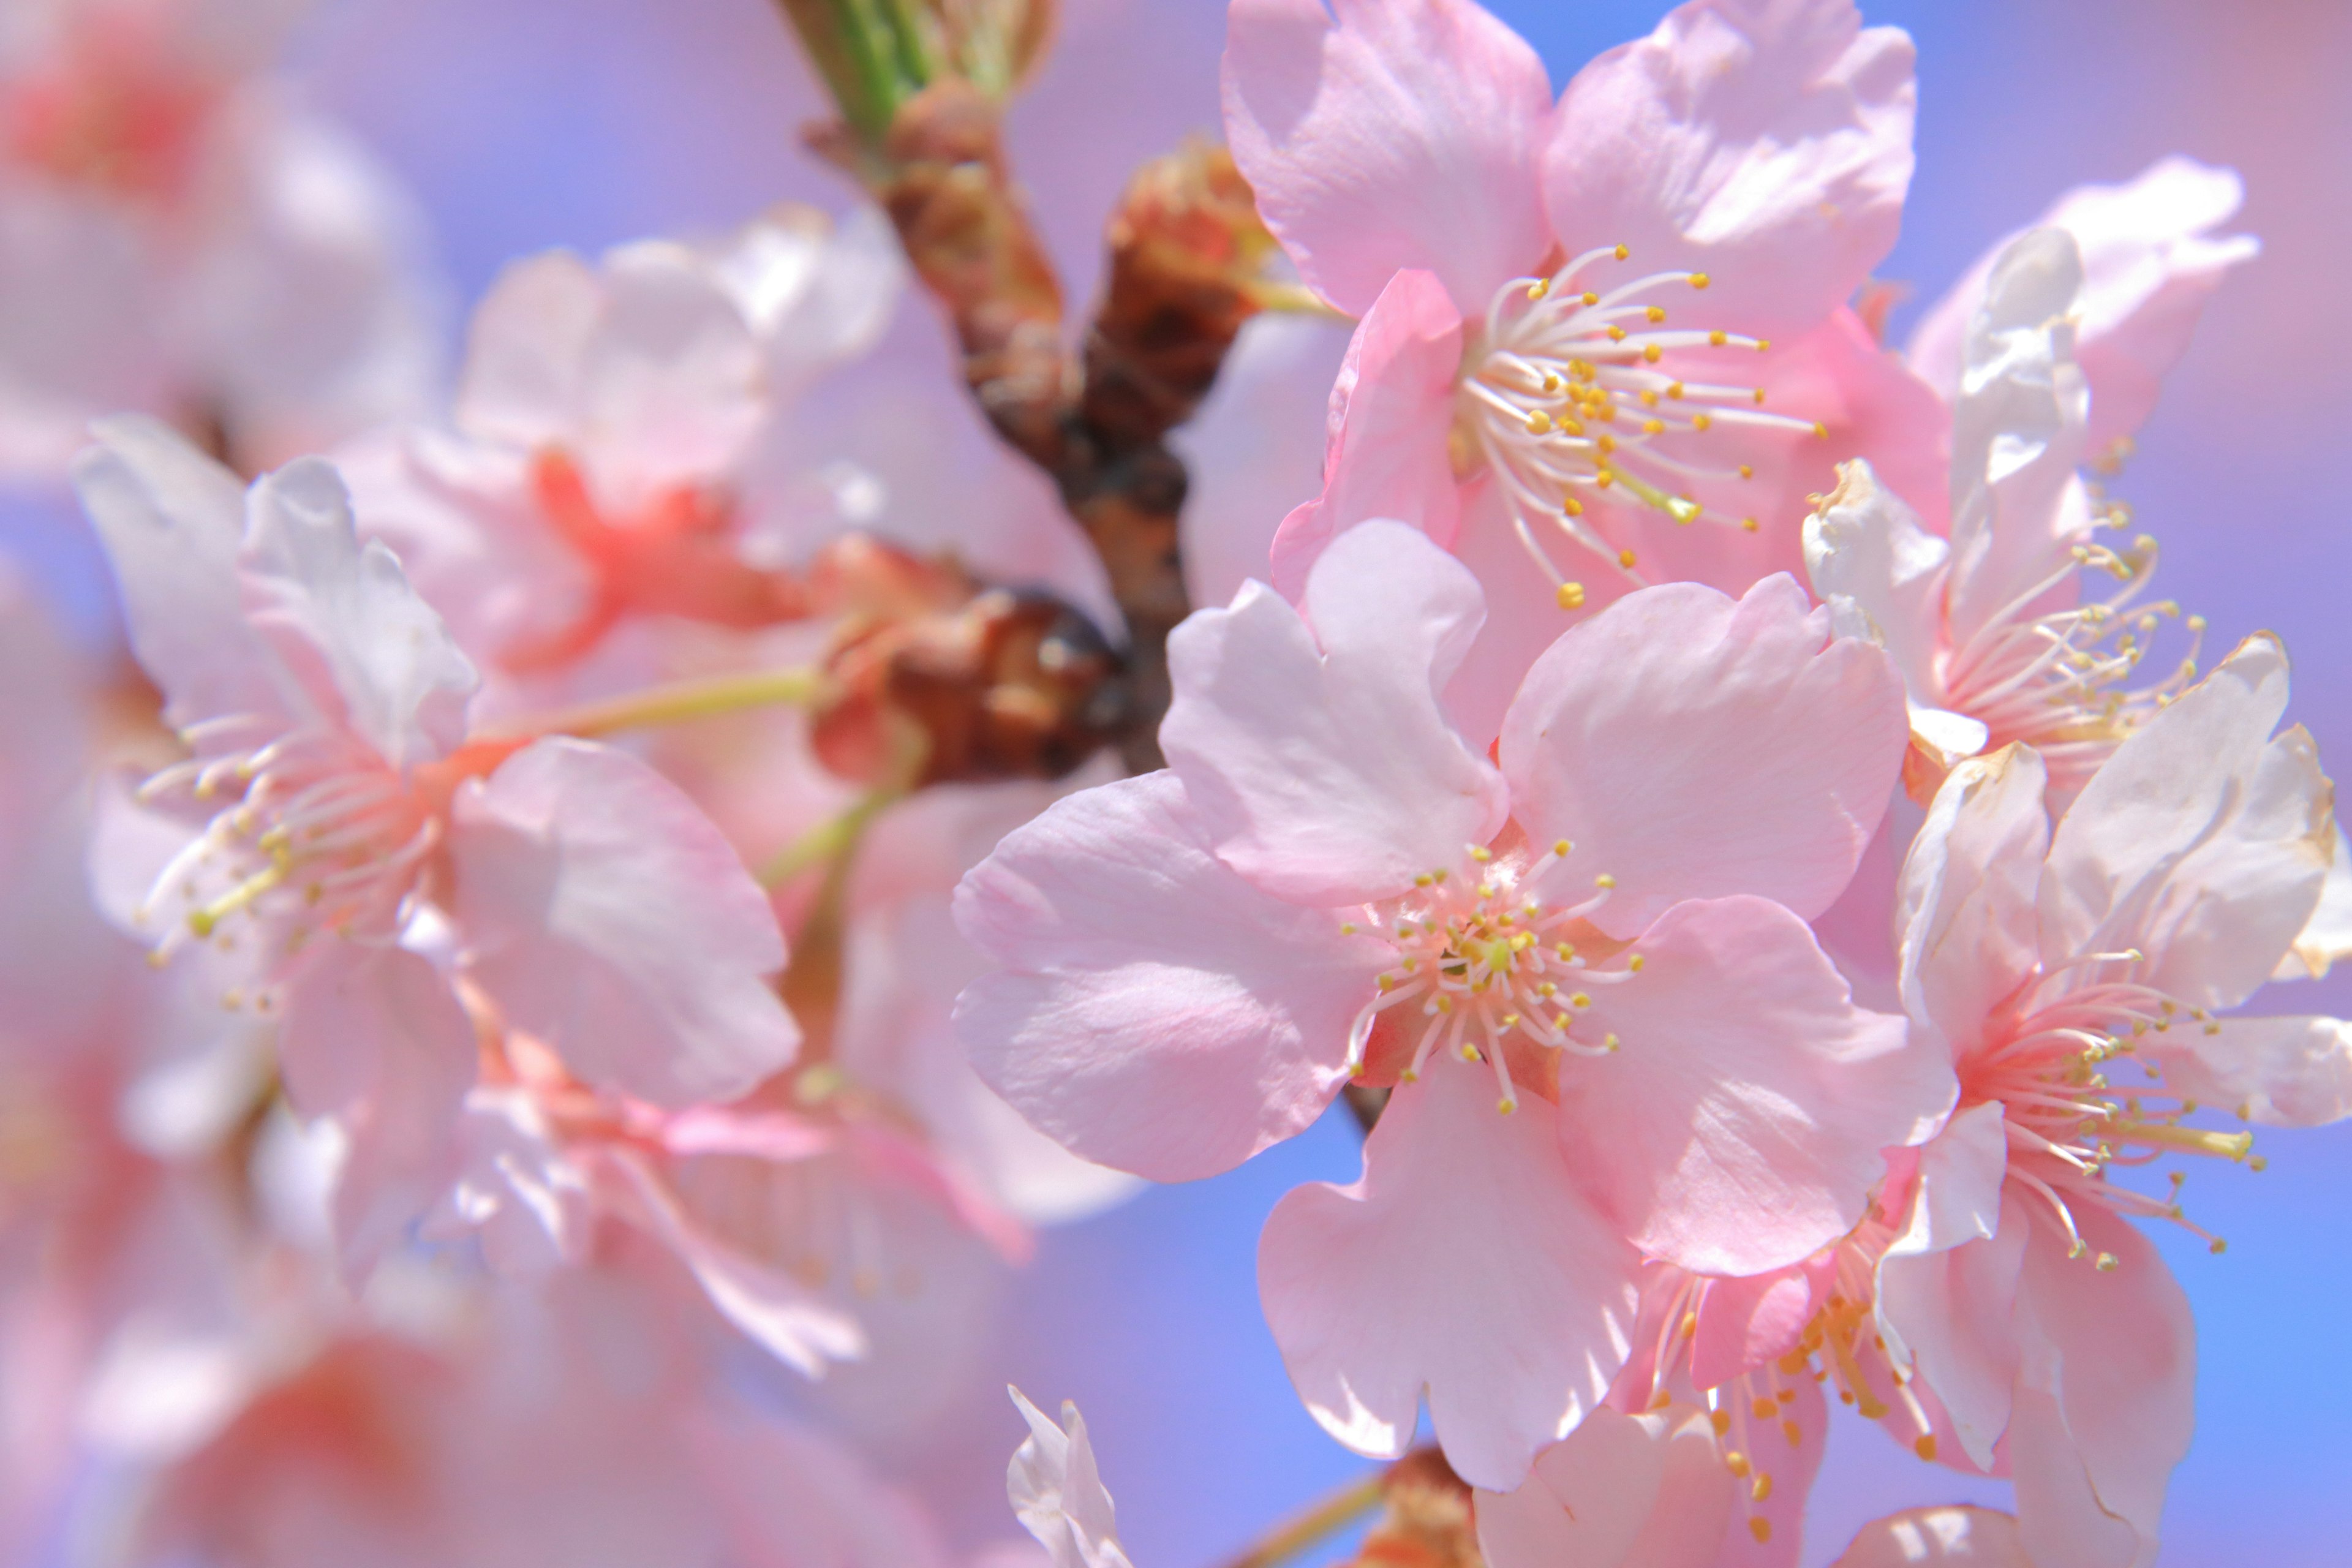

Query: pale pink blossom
[1905,157,2258,464]
[1005,1387,1134,1568]
[1807,228,2213,805]
[341,205,903,704]
[956,519,1946,1488]
[1471,1403,1739,1568]
[0,0,443,478]
[1874,635,2350,1566]
[74,417,799,1272]
[1225,0,1923,661]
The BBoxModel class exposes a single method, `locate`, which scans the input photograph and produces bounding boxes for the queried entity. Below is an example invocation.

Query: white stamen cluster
[1458,245,1817,608]
[1341,842,1637,1114]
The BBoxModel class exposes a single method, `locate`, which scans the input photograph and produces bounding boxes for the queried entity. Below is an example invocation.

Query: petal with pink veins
[1907,157,2257,453]
[1259,1055,1642,1491]
[1897,747,2049,1057]
[1474,1406,1731,1568]
[240,456,479,771]
[1563,895,1948,1276]
[1831,1506,2030,1567]
[954,772,1390,1182]
[1266,269,1466,600]
[449,737,800,1107]
[2041,635,2332,1010]
[2010,1206,2193,1568]
[1222,0,1556,317]
[1165,519,1507,906]
[1501,575,1907,931]
[1544,0,1915,334]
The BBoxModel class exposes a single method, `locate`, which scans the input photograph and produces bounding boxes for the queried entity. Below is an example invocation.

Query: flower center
[1456,246,1815,606]
[1973,969,2254,1264]
[1343,842,1635,1114]
[130,716,441,991]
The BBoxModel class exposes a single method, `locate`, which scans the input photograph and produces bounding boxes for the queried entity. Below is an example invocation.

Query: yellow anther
[1594,469,1615,488]
[1595,872,1618,888]
[1340,922,1357,934]
[1527,277,1551,300]
[1751,1474,1773,1503]
[1526,409,1554,435]
[1711,1409,1733,1436]
[1755,339,1772,352]
[1811,421,1829,438]
[1377,974,1394,992]
[1666,496,1701,525]
[1415,873,1434,888]
[1542,372,1562,393]
[1434,995,1453,1014]
[1570,992,1593,1009]
[1597,434,1617,454]
[1562,496,1585,517]
[1709,330,1728,347]
[2211,1237,2228,1255]
[1468,845,1493,863]
[1914,1435,1937,1461]
[1616,549,1636,570]
[1556,581,1586,610]
[1679,1310,1699,1340]
[2095,1252,2119,1272]
[1738,463,1754,478]
[1689,273,1711,289]
[1555,942,1574,960]
[1691,412,1712,431]
[1643,343,1662,363]
[1581,290,1599,306]
[1646,305,1667,323]
[1627,954,1645,972]
[1749,1519,1773,1546]
[1497,1097,1518,1115]
[1643,418,1665,435]
[1741,517,1760,532]
[1553,840,1572,857]
[1607,325,1628,342]
[1752,1398,1776,1420]
[1613,243,1629,260]
[1724,1452,1751,1477]
[1752,388,1767,405]
[1782,1419,1803,1447]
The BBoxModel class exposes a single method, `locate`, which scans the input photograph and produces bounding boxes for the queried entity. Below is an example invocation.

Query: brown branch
[816,84,1274,772]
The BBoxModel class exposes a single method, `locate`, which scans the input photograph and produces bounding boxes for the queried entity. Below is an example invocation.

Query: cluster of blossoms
[0,0,2342,1564]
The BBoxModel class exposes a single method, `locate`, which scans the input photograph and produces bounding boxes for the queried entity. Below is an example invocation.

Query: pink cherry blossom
[1471,1403,1736,1568]
[1807,227,2207,803]
[341,205,902,702]
[1226,0,1917,633]
[1905,157,2258,463]
[1005,1387,1134,1568]
[74,417,799,1270]
[0,0,443,478]
[1874,633,2350,1566]
[1831,1507,2028,1567]
[956,518,1945,1488]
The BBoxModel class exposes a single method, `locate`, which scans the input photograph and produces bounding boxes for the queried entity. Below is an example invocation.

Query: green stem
[760,787,899,888]
[1215,1472,1385,1568]
[481,666,835,745]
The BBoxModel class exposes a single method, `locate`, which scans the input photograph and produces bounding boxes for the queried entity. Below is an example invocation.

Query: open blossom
[1005,1387,1134,1568]
[0,0,443,477]
[342,205,903,704]
[955,519,1947,1488]
[1471,1402,1743,1568]
[1832,1507,2027,1567]
[74,417,799,1269]
[1807,227,2216,804]
[1872,635,2351,1566]
[1226,0,1920,651]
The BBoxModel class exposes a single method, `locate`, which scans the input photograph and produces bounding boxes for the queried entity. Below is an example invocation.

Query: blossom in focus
[1005,1386,1134,1568]
[1224,0,1923,690]
[955,519,1948,1488]
[341,205,903,708]
[1874,636,2351,1566]
[1471,1402,1738,1568]
[75,417,799,1272]
[0,0,443,477]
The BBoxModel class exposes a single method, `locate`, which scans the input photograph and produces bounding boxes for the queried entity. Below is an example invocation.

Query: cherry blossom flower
[955,518,1947,1488]
[1905,157,2259,469]
[1005,1387,1135,1568]
[1471,1403,1738,1568]
[1873,635,2351,1566]
[0,0,443,478]
[1224,0,1920,640]
[74,417,799,1271]
[340,204,903,706]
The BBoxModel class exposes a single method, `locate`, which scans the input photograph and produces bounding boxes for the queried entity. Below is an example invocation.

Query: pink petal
[1221,0,1555,317]
[1720,1371,1827,1566]
[1907,158,2257,452]
[449,737,800,1107]
[1688,1264,1819,1390]
[1804,458,1951,704]
[1164,519,1507,906]
[1874,1117,2024,1471]
[1563,896,1947,1276]
[1265,270,1466,600]
[1831,1507,2029,1567]
[2042,635,2331,1011]
[241,456,479,771]
[2141,1013,2352,1128]
[70,417,288,731]
[1897,747,2050,1057]
[953,772,1389,1182]
[1259,1056,1642,1490]
[2010,1208,2193,1568]
[1474,1407,1730,1568]
[274,943,475,1275]
[1544,0,1915,334]
[1501,575,1907,931]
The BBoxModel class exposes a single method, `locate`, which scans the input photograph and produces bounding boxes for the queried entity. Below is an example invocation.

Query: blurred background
[6,0,2349,1562]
